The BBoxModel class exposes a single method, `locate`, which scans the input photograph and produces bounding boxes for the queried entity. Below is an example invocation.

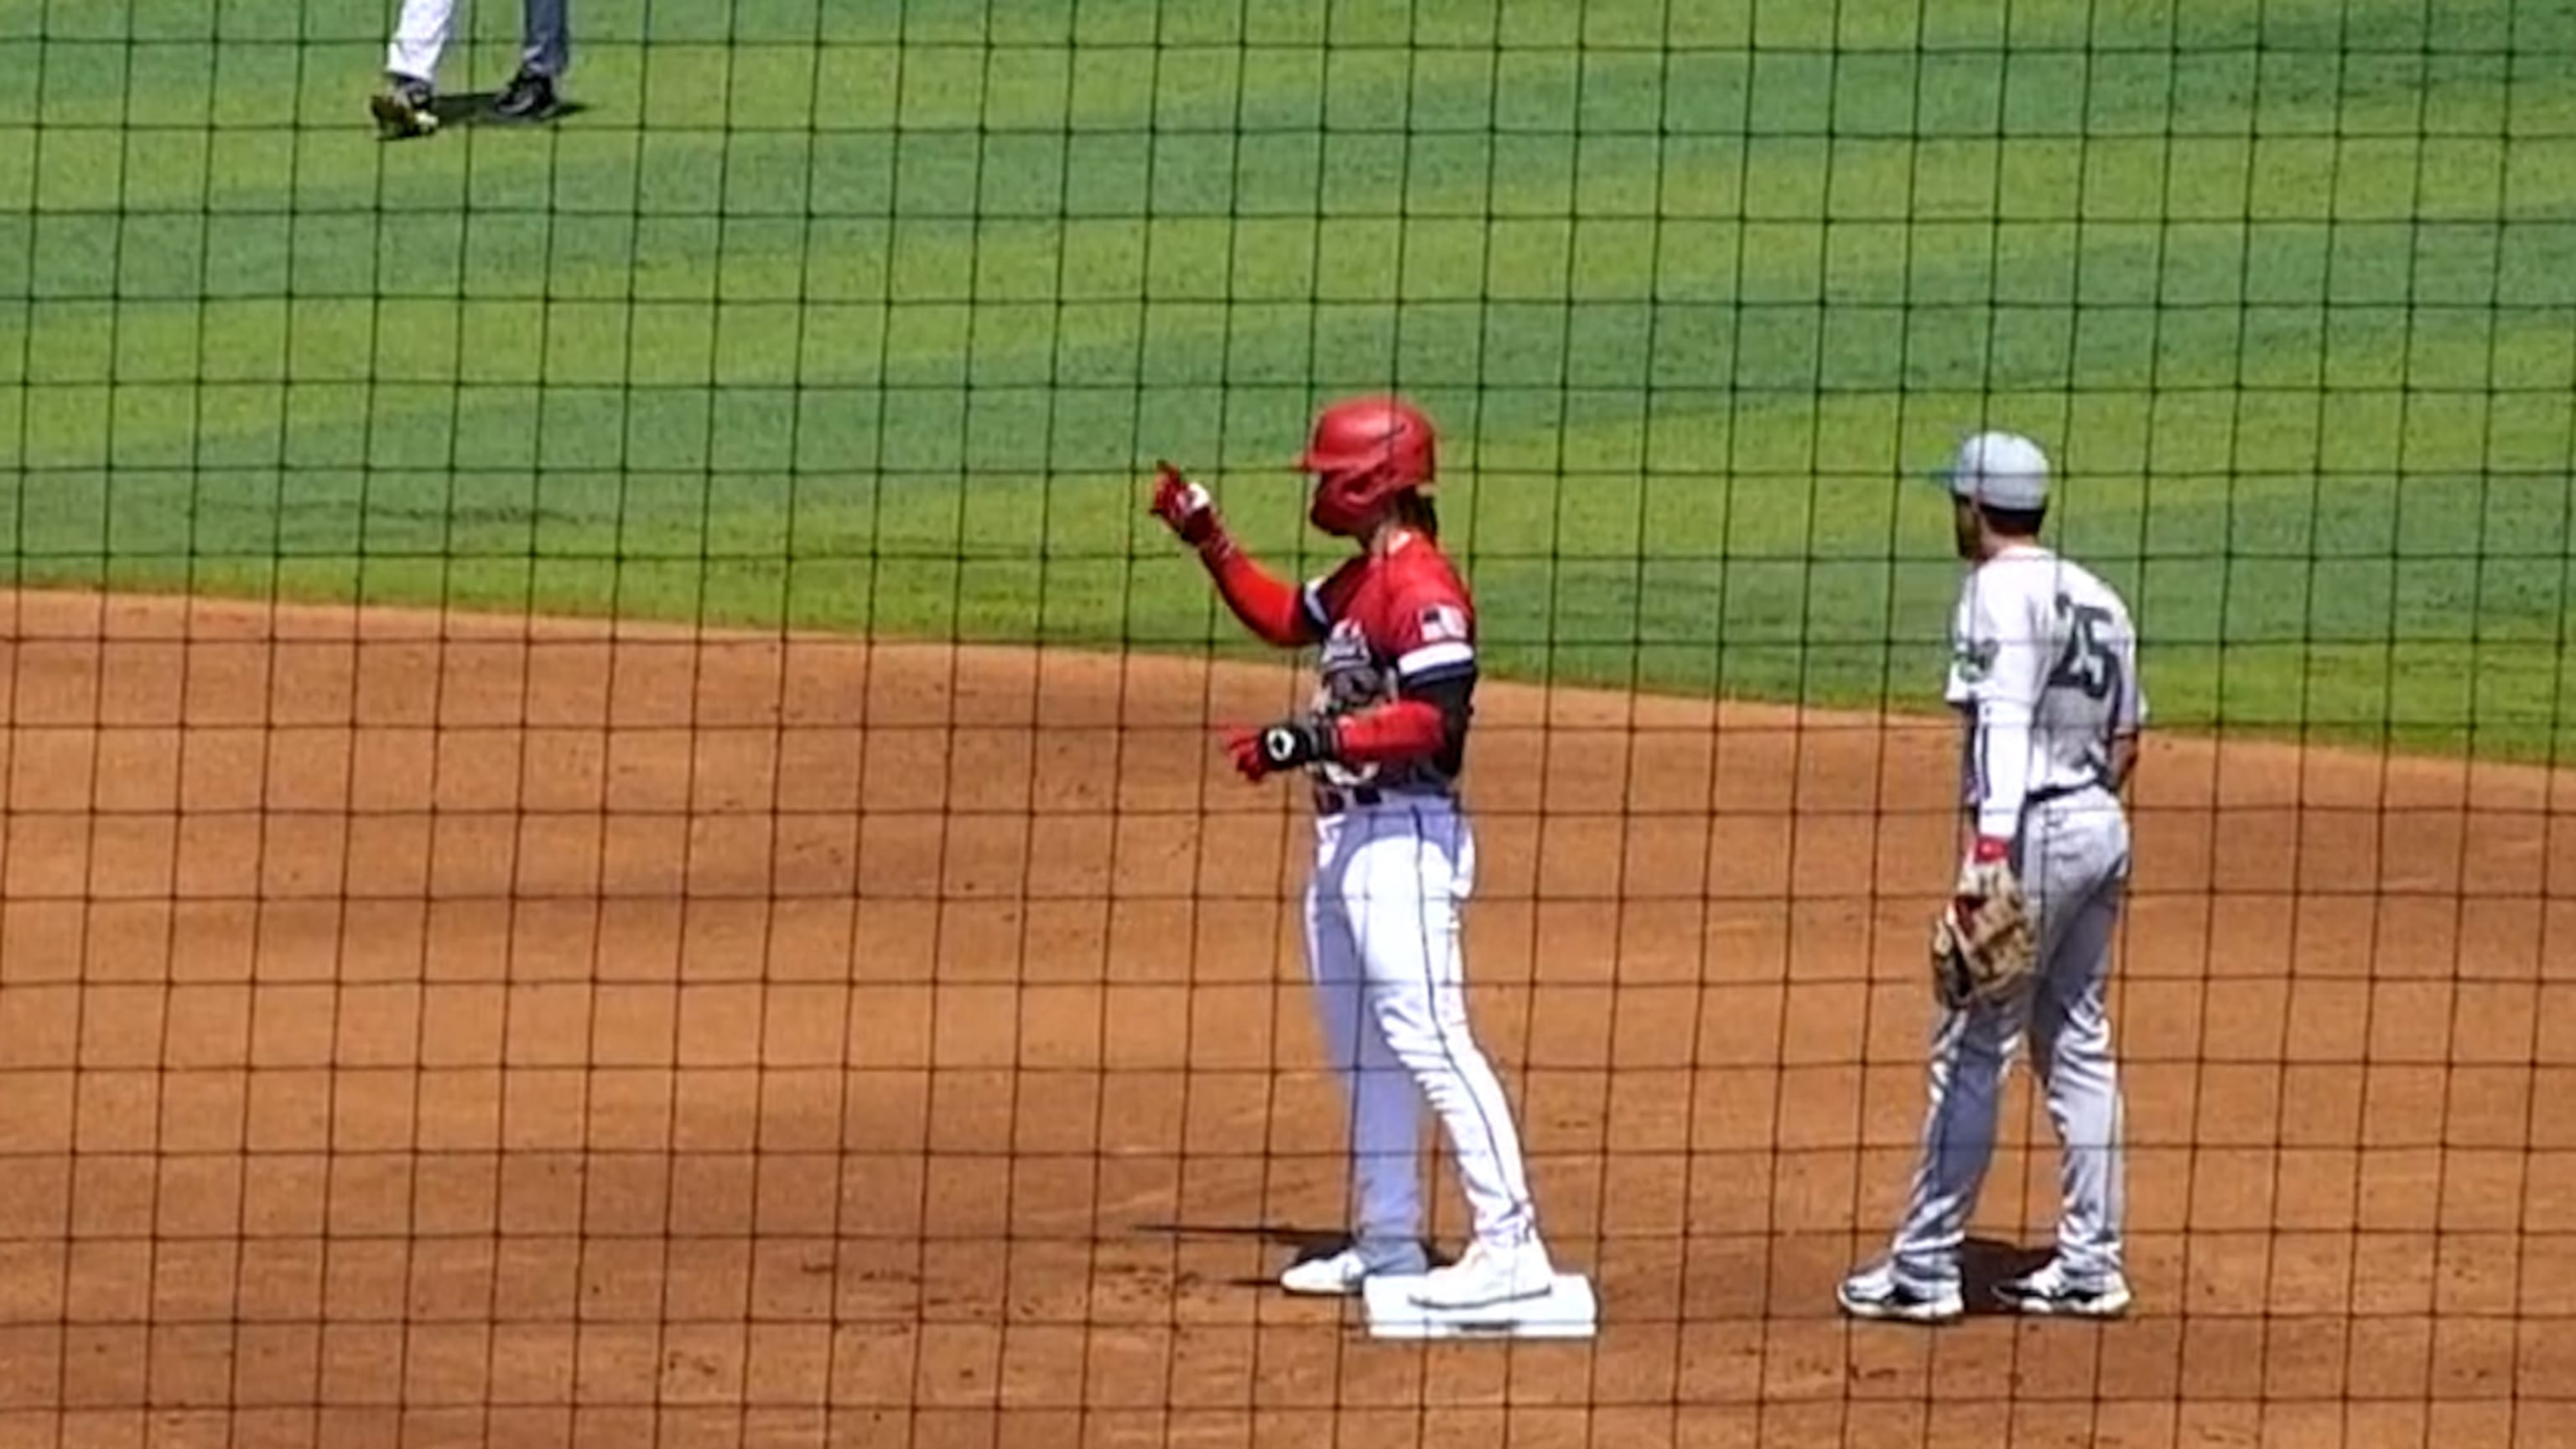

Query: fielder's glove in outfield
[1148,461,1221,548]
[1931,838,2036,1009]
[1226,719,1333,782]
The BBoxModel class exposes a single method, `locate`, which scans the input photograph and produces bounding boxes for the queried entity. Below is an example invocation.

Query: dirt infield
[2,587,2572,1449]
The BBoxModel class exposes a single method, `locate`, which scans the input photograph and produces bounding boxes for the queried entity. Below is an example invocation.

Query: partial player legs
[384,0,457,87]
[1858,800,2132,1322]
[2026,878,2129,1290]
[2018,802,2131,1294]
[1340,809,1546,1292]
[496,0,573,120]
[382,0,568,86]
[1881,998,2018,1291]
[520,0,571,80]
[1301,833,1426,1261]
[1364,974,1539,1249]
[375,0,454,137]
[375,0,569,132]
[1841,989,2017,1325]
[1291,804,1550,1309]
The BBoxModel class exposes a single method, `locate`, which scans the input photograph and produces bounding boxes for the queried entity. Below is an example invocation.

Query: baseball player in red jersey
[1148,397,1556,1311]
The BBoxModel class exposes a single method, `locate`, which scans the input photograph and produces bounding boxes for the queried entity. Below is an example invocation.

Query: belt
[1313,785,1461,818]
[2025,777,2110,808]
[1311,785,1384,817]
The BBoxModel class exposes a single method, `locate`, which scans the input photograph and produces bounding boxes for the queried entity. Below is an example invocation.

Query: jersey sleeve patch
[1950,636,1999,688]
[1941,580,1985,707]
[1391,595,1475,678]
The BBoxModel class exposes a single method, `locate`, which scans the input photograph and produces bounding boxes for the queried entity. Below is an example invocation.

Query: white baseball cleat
[1405,1240,1555,1311]
[1836,1262,1966,1325]
[1279,1241,1428,1296]
[1994,1259,2132,1318]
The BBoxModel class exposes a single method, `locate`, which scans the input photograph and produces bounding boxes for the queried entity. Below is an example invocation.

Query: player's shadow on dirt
[423,91,591,129]
[1133,1222,1448,1289]
[1958,1236,2054,1317]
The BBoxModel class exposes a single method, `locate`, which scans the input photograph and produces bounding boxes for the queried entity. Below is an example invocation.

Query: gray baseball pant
[1887,786,2132,1289]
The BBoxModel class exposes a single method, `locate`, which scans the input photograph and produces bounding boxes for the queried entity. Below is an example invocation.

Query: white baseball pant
[1303,796,1541,1254]
[1888,787,2132,1287]
[387,0,570,86]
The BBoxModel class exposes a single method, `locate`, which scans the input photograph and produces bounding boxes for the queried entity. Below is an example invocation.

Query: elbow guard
[1406,669,1475,747]
[1406,667,1475,776]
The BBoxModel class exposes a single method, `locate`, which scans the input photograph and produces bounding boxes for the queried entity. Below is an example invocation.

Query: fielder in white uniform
[1840,431,2143,1323]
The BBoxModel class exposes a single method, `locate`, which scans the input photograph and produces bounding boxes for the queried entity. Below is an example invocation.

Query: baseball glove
[1930,857,2036,1009]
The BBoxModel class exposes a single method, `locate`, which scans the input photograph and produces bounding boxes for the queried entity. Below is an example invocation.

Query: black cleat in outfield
[493,70,564,122]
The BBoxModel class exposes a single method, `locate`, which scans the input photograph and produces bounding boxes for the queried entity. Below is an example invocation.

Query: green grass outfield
[4,0,2574,759]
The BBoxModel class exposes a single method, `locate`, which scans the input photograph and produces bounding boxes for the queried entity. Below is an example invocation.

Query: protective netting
[4,2,2573,1446]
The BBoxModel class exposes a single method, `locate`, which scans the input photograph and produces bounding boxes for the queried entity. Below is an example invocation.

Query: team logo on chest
[1311,618,1390,789]
[1316,618,1390,711]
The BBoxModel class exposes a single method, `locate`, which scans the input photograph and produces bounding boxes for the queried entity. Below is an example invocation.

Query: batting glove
[1225,719,1334,782]
[1148,461,1221,548]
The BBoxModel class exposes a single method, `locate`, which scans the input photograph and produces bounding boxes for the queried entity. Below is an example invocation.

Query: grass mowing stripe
[4,0,2573,760]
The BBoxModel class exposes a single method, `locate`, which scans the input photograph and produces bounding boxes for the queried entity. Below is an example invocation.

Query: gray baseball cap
[1935,431,2050,511]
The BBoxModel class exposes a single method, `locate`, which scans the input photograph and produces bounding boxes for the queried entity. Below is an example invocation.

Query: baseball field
[4,0,2575,1445]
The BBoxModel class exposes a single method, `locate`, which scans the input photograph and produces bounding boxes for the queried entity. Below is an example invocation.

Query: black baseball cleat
[371,76,439,139]
[493,70,564,122]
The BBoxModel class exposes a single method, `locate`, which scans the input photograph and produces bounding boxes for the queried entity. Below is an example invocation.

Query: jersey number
[2048,602,2120,702]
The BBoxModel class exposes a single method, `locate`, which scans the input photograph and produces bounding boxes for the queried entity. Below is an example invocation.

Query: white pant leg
[386,0,460,83]
[1306,818,1424,1248]
[2027,804,2130,1280]
[1888,991,2020,1288]
[1343,805,1539,1250]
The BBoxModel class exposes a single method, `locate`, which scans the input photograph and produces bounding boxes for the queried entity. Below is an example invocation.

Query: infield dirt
[3,588,2573,1449]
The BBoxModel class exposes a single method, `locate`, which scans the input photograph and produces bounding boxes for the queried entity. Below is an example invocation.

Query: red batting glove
[1223,728,1272,782]
[1148,461,1220,548]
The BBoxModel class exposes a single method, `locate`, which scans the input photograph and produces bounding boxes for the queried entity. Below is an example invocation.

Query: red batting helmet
[1300,396,1437,537]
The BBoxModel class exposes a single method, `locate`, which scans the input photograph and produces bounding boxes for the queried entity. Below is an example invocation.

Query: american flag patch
[1418,604,1467,643]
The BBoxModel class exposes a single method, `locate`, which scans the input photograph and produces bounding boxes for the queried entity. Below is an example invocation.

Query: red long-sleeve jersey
[1298,529,1477,795]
